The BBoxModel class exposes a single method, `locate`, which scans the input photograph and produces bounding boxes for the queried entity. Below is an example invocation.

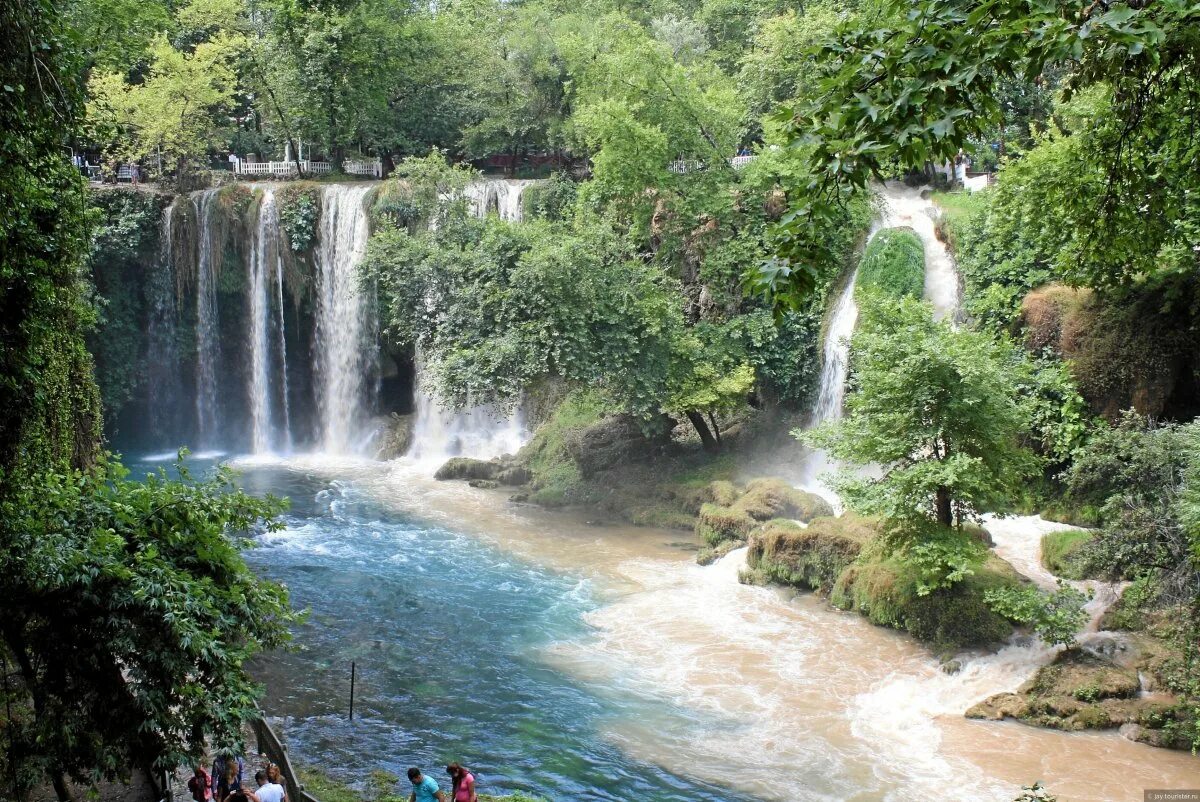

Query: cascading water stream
[313,184,377,454]
[405,179,534,463]
[248,189,281,454]
[274,225,293,453]
[192,188,222,447]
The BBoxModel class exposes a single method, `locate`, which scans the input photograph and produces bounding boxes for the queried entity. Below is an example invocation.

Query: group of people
[407,763,476,802]
[186,756,478,802]
[187,755,287,802]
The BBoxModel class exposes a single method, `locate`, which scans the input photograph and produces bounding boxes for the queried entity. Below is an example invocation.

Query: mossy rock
[732,477,833,523]
[696,538,745,566]
[435,457,501,481]
[695,503,756,546]
[706,479,741,507]
[1040,528,1094,579]
[967,648,1151,734]
[746,514,874,593]
[832,550,1021,649]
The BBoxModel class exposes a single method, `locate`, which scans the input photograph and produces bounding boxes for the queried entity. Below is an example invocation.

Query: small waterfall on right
[796,182,962,499]
[404,178,535,464]
[795,263,862,499]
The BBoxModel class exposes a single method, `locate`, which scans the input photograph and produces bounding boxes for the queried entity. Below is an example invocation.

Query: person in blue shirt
[407,767,447,802]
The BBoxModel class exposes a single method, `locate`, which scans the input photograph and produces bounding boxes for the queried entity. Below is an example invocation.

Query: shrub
[277,183,321,252]
[856,227,924,300]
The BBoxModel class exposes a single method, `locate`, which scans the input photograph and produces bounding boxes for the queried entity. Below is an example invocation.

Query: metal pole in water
[349,661,356,721]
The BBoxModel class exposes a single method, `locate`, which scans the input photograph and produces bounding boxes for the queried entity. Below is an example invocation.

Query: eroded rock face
[565,413,672,478]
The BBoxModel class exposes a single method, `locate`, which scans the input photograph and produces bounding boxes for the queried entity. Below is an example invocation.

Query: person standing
[253,769,286,802]
[212,755,244,800]
[406,767,446,802]
[188,766,214,802]
[445,763,476,802]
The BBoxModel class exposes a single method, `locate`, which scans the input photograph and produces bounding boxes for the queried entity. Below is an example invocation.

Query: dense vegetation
[6,0,1200,794]
[2,3,296,800]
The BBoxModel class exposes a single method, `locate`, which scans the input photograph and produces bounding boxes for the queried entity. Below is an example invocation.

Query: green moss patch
[856,227,925,300]
[1040,528,1094,579]
[746,514,873,593]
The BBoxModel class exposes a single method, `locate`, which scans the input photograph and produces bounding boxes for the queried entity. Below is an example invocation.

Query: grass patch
[857,227,925,300]
[1041,529,1095,579]
[297,766,363,802]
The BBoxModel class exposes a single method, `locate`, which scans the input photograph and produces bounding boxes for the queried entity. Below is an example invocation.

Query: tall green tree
[802,294,1040,530]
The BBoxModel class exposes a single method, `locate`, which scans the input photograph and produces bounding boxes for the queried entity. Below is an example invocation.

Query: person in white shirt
[253,770,287,802]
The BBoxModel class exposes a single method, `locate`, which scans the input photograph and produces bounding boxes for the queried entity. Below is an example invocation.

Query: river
[129,453,1200,801]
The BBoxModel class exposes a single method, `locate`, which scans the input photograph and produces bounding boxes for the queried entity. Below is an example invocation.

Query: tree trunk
[51,772,73,802]
[935,486,952,528]
[380,150,395,179]
[707,411,722,447]
[685,410,719,452]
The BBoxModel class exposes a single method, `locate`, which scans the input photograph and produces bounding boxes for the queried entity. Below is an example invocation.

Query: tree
[801,293,1040,531]
[0,458,296,801]
[87,33,240,172]
[757,0,1200,306]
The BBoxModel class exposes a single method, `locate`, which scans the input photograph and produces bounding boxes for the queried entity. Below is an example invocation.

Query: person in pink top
[445,763,476,802]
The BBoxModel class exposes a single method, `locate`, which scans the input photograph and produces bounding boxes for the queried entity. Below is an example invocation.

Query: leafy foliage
[856,227,924,301]
[801,294,1040,534]
[764,0,1200,307]
[277,184,321,253]
[1,0,101,479]
[0,456,297,796]
[983,584,1089,647]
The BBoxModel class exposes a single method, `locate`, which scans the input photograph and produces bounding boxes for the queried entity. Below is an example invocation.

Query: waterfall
[247,189,284,454]
[192,188,222,447]
[404,178,534,463]
[274,221,293,454]
[462,179,536,222]
[797,182,963,497]
[796,263,861,499]
[146,202,182,443]
[313,184,377,454]
[406,377,528,463]
[876,181,961,321]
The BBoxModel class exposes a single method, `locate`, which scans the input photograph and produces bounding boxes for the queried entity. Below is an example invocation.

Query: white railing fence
[343,158,383,177]
[234,159,333,177]
[234,158,382,179]
[669,154,758,174]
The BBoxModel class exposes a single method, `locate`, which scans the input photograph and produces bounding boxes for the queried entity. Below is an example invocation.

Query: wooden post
[349,661,355,722]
